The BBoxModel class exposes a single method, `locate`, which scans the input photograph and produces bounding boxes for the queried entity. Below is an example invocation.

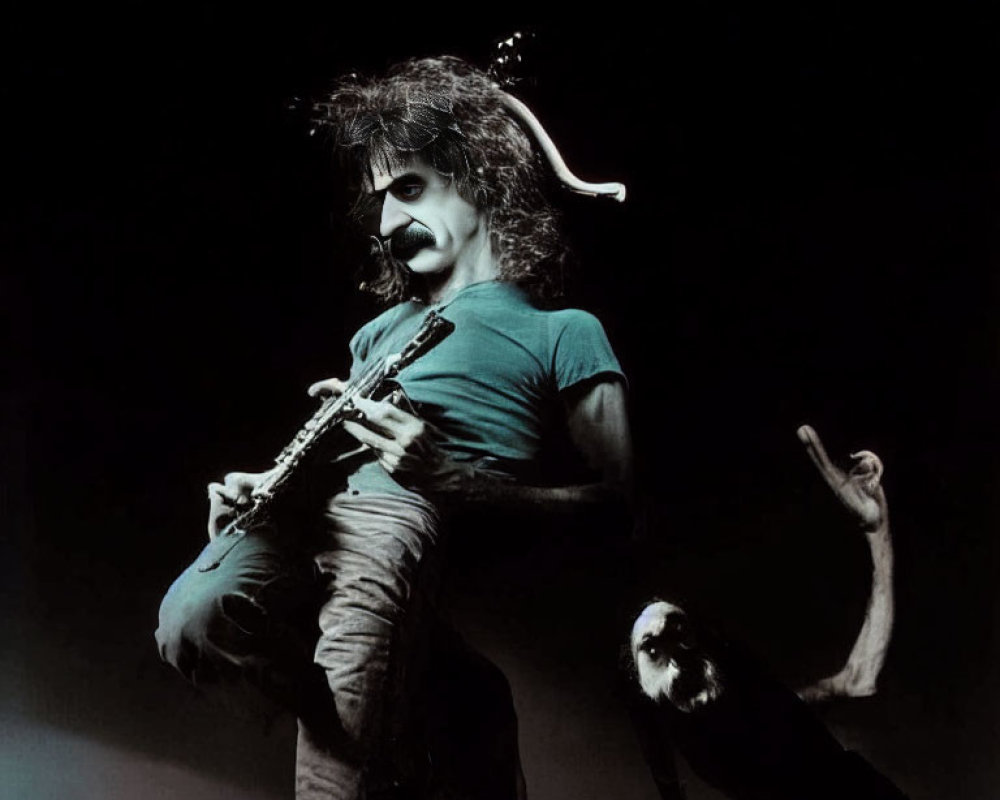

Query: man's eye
[393,183,424,201]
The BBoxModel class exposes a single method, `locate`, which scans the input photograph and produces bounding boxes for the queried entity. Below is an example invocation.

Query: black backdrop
[4,9,997,799]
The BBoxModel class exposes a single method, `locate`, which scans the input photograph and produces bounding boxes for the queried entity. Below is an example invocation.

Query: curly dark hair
[311,56,568,303]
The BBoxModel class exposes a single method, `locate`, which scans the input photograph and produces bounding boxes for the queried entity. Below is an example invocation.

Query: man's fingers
[207,473,262,540]
[378,451,402,473]
[352,396,412,425]
[308,377,347,398]
[799,426,887,528]
[343,419,405,456]
[207,485,236,540]
[208,481,240,506]
[207,472,263,509]
[848,450,884,497]
[223,471,261,498]
[850,450,883,477]
[796,424,844,487]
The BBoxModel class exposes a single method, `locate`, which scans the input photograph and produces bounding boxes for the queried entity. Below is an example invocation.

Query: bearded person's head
[629,600,726,714]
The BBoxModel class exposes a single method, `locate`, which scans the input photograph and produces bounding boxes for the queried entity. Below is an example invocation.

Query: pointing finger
[797,424,845,490]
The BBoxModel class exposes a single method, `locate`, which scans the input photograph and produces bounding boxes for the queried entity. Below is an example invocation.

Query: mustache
[370,223,436,262]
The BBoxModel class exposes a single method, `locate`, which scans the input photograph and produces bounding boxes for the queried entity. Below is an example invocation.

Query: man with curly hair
[156,56,632,799]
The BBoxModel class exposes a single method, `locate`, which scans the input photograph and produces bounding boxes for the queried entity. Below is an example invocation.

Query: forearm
[841,519,894,684]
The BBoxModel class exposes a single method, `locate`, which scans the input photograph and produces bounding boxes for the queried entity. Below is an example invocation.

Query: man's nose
[379,194,412,238]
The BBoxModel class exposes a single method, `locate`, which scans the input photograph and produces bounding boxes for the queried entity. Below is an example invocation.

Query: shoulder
[546,307,608,330]
[542,307,624,390]
[545,308,613,348]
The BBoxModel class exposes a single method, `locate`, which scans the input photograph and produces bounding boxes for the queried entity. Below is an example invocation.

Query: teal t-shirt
[344,280,624,493]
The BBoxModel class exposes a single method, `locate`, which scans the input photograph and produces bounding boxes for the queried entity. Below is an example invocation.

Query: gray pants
[156,490,444,798]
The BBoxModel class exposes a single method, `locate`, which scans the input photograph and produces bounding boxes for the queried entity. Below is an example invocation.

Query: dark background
[3,8,996,799]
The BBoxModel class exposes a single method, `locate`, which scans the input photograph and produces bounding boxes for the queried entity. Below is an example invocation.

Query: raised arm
[796,424,894,702]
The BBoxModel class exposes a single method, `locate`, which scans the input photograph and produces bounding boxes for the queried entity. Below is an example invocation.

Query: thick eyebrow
[369,171,425,197]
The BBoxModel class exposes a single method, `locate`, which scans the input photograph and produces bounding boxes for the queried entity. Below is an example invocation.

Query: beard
[639,653,726,714]
[662,656,725,713]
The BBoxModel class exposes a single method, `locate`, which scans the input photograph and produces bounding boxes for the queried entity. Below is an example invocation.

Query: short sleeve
[549,310,626,391]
